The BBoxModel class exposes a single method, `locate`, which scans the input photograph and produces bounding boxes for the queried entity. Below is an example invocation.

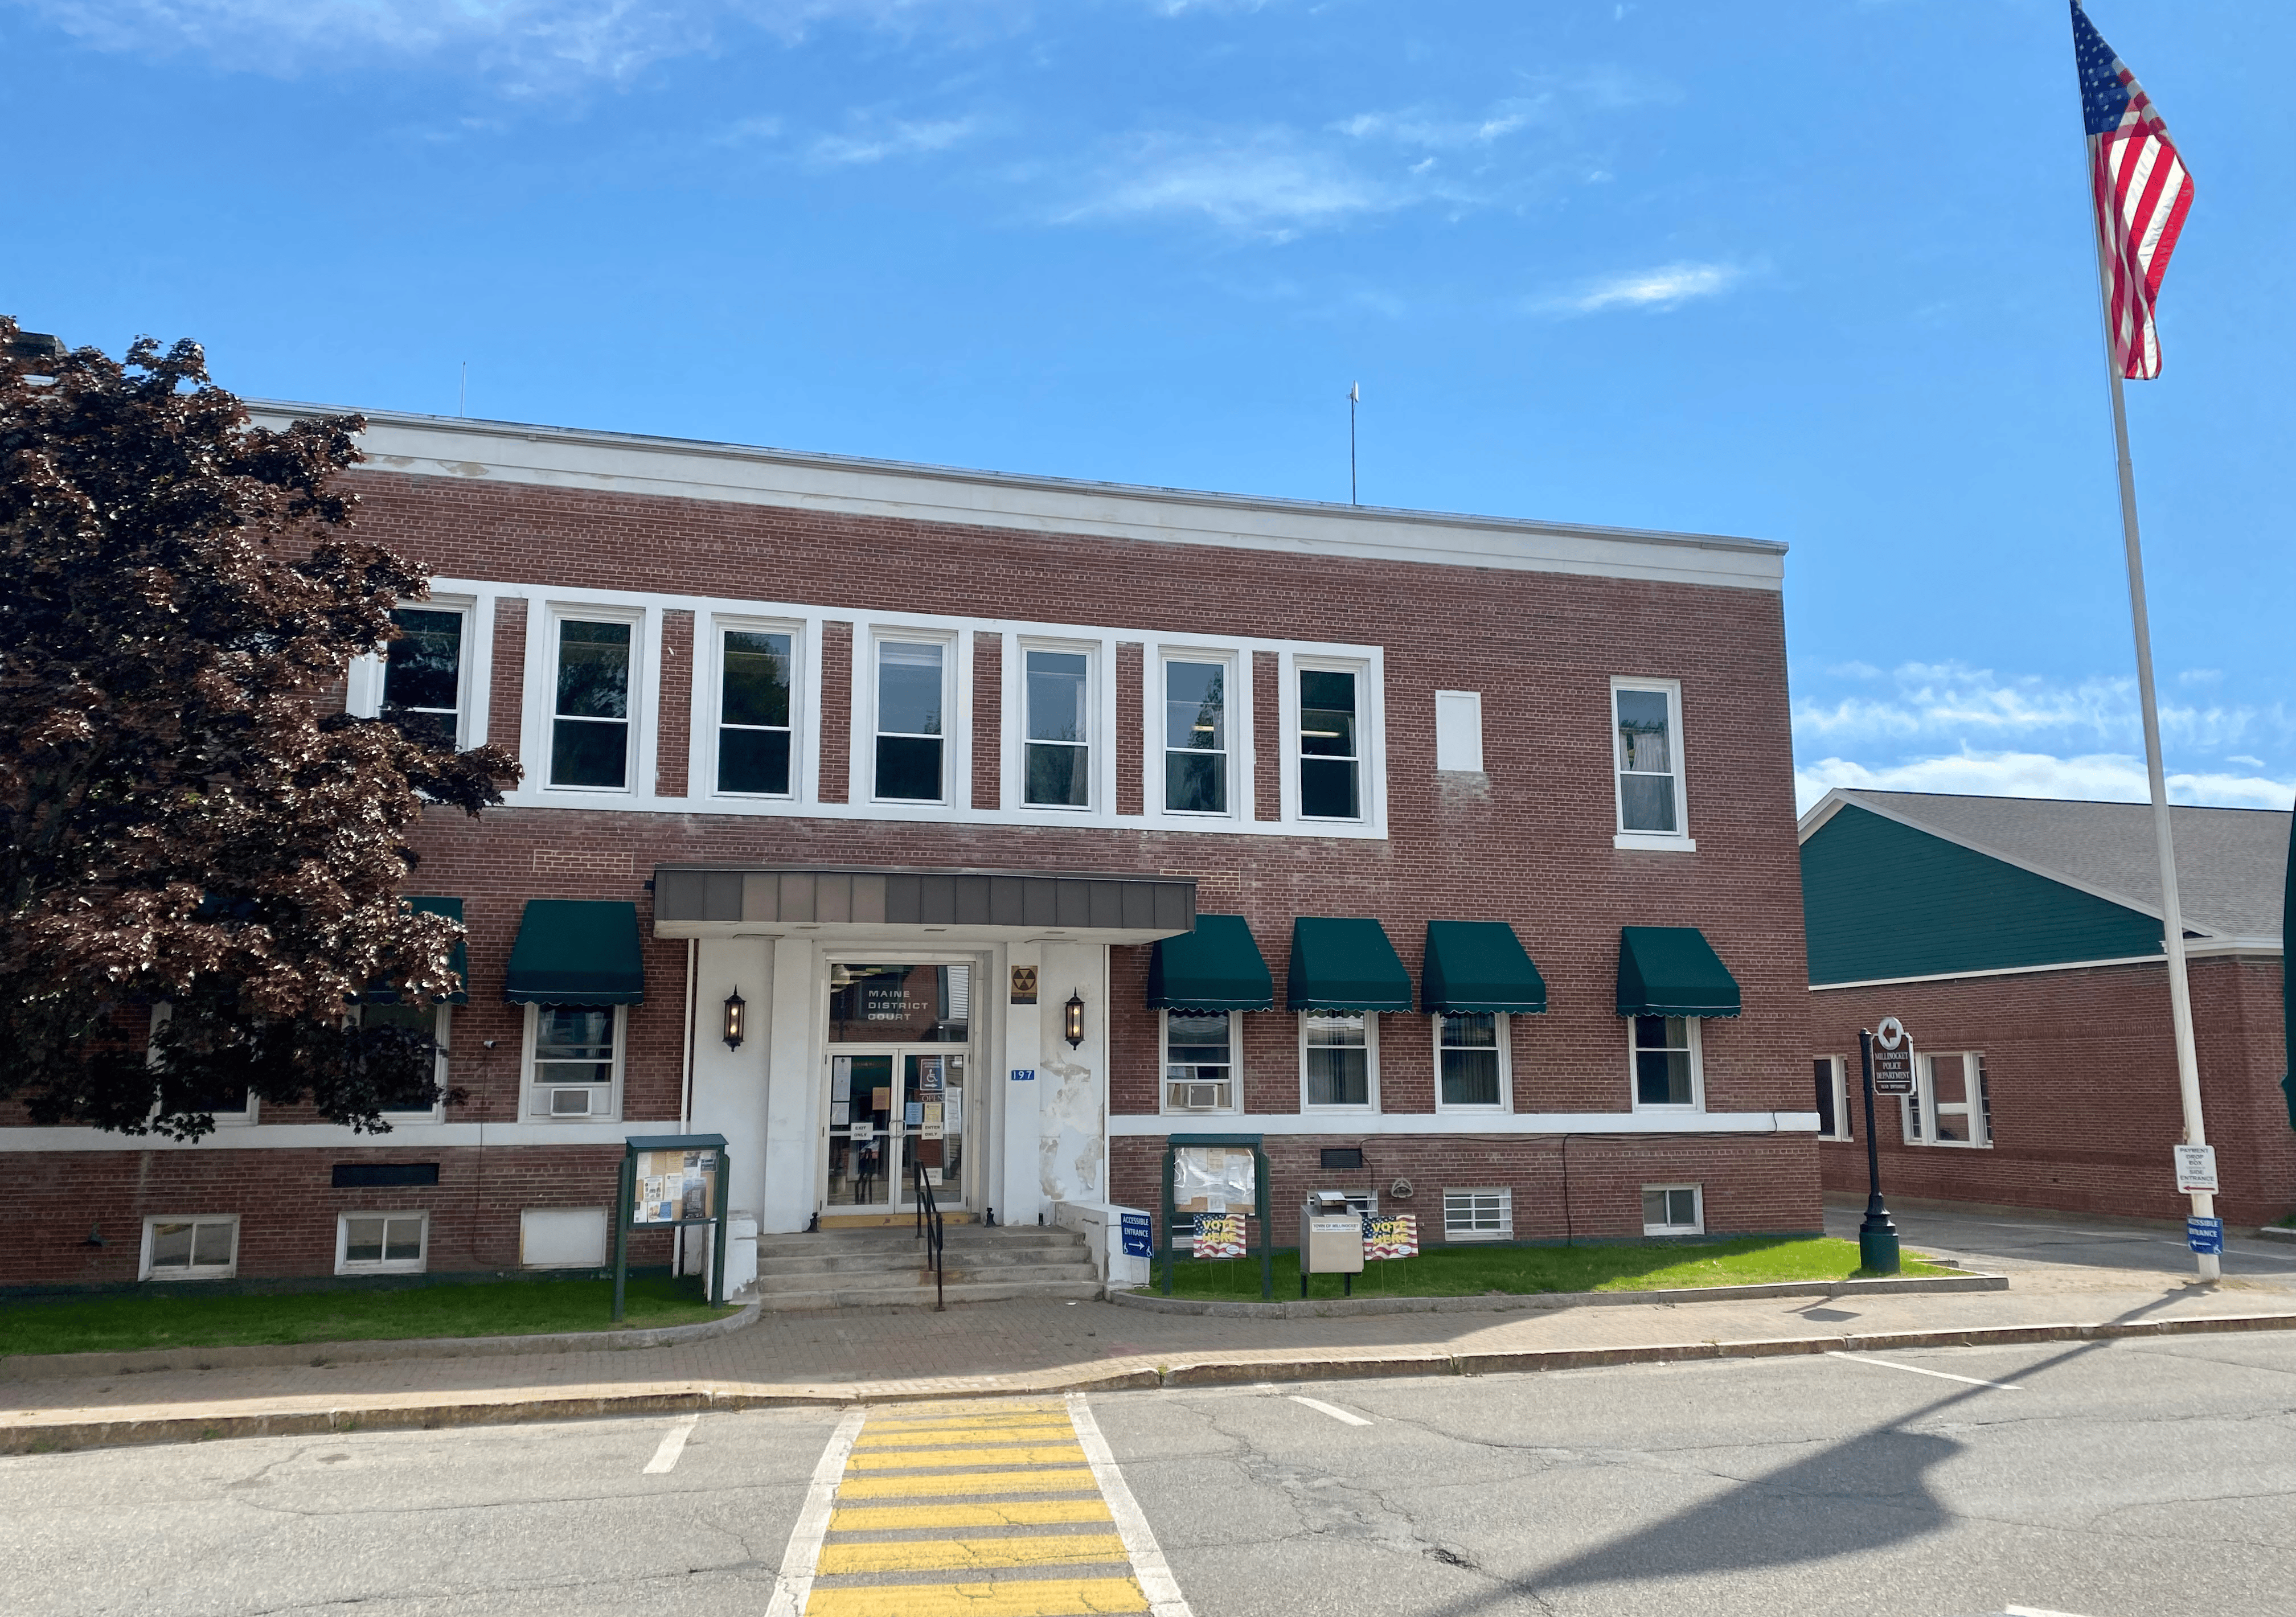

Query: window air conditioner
[550,1088,596,1117]
[1170,1081,1231,1111]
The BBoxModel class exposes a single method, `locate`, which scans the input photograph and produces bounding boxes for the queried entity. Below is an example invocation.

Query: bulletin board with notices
[613,1132,732,1318]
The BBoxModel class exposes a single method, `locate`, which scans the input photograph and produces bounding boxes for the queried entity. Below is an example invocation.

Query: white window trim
[537,603,649,798]
[1286,654,1377,826]
[145,1004,259,1127]
[1153,648,1243,820]
[1442,1187,1513,1242]
[1433,690,1485,773]
[1007,635,1107,815]
[345,594,481,743]
[139,1213,240,1281]
[1626,1015,1706,1114]
[703,614,805,803]
[1610,675,1694,852]
[1433,1012,1511,1114]
[368,1003,451,1123]
[1158,1009,1241,1116]
[1814,1053,1852,1142]
[523,1003,626,1122]
[1642,1183,1705,1236]
[335,1210,430,1276]
[864,626,964,808]
[1299,1011,1380,1113]
[1908,1050,1991,1149]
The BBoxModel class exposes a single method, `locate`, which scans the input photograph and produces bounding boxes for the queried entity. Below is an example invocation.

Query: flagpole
[2088,229,2217,1282]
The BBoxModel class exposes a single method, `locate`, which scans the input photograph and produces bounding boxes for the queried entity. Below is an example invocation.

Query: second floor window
[876,640,945,802]
[719,629,793,795]
[382,608,464,746]
[1024,650,1090,808]
[1614,684,1683,835]
[1303,1011,1372,1107]
[1632,1015,1699,1108]
[1298,668,1360,820]
[1437,1012,1503,1107]
[552,619,632,789]
[1165,660,1228,813]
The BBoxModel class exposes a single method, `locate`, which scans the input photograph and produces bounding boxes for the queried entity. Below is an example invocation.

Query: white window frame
[1299,1011,1379,1113]
[707,615,804,802]
[1610,676,1694,852]
[1642,1184,1705,1236]
[335,1210,430,1276]
[1157,650,1239,819]
[1012,637,1101,814]
[145,1004,258,1127]
[1906,1050,1991,1149]
[1290,656,1373,824]
[363,1002,450,1123]
[1433,1012,1511,1113]
[1442,1188,1513,1242]
[522,1003,626,1122]
[376,598,476,749]
[1433,690,1484,773]
[868,627,960,807]
[1814,1053,1852,1142]
[542,605,646,797]
[1626,1015,1705,1114]
[140,1214,240,1281]
[1159,1009,1240,1115]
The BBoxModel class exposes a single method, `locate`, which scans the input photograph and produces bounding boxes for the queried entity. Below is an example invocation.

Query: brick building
[5,405,1822,1294]
[1801,790,2295,1230]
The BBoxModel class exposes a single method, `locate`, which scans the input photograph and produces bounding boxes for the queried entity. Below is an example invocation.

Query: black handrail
[912,1158,945,1311]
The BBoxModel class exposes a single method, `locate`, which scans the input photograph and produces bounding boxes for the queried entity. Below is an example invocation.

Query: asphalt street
[1821,1193,2296,1288]
[7,1331,2293,1617]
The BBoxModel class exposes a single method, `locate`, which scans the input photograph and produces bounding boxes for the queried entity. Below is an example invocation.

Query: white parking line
[762,1408,866,1617]
[1289,1395,1373,1426]
[1069,1392,1196,1617]
[2003,1605,2092,1616]
[641,1414,699,1475]
[1827,1351,2023,1392]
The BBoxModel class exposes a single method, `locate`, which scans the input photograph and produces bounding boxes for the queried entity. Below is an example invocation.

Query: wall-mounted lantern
[723,988,748,1050]
[1064,990,1085,1049]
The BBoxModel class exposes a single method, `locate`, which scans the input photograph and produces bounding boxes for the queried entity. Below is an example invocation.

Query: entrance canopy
[1616,925,1741,1018]
[651,864,1194,944]
[505,899,646,1005]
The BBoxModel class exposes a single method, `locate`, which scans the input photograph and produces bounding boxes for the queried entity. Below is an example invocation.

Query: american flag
[2072,2,2194,380]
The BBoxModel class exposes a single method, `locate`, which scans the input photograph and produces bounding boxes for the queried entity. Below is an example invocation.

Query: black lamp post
[1858,1027,1901,1274]
[722,988,747,1050]
[1063,990,1085,1049]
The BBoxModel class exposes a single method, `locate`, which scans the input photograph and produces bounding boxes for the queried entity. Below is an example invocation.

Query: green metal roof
[1801,803,2164,985]
[1421,920,1547,1013]
[366,895,469,1005]
[505,899,646,1006]
[1146,915,1274,1011]
[1286,917,1413,1013]
[1616,926,1741,1018]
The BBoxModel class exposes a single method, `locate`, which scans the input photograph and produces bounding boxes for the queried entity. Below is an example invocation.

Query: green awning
[366,896,469,1005]
[1421,920,1546,1013]
[1286,917,1412,1013]
[505,899,646,1006]
[1147,915,1274,1012]
[1616,926,1741,1018]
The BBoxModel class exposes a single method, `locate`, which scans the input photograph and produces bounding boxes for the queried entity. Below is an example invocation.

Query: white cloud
[811,116,979,165]
[1791,660,2289,754]
[1543,261,1741,315]
[1794,750,2296,816]
[1057,131,1398,239]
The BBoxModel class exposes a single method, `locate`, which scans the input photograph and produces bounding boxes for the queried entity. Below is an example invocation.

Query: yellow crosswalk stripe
[806,1577,1150,1617]
[830,1499,1114,1531]
[864,1411,1071,1430]
[845,1444,1087,1471]
[834,1468,1101,1500]
[817,1533,1130,1575]
[852,1424,1076,1449]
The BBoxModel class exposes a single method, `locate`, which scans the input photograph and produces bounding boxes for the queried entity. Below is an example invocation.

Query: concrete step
[759,1259,1097,1291]
[755,1229,1086,1258]
[757,1243,1092,1277]
[755,1275,1104,1312]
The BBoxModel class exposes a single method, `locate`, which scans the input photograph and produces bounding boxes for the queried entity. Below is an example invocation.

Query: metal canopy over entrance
[651,863,1195,943]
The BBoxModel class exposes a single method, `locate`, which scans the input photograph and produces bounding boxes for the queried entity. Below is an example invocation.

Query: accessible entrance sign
[1871,1016,1915,1097]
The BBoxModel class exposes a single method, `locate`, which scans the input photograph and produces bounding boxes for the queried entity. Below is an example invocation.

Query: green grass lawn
[0,1277,739,1358]
[1138,1236,1951,1302]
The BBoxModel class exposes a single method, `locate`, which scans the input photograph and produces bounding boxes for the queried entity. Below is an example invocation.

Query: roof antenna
[459,360,468,418]
[1348,381,1360,506]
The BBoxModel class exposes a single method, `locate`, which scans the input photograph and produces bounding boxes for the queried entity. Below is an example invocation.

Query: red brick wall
[1116,642,1144,817]
[1253,650,1282,822]
[490,596,527,762]
[1814,957,2294,1228]
[973,633,1002,810]
[818,620,852,804]
[657,608,694,798]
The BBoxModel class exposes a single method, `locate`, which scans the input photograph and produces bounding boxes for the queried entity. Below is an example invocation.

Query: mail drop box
[1299,1189,1366,1275]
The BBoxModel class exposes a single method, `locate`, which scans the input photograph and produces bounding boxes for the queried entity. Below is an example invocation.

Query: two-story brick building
[5,405,1821,1296]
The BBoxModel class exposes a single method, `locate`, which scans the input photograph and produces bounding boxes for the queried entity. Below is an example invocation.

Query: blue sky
[6,0,2291,815]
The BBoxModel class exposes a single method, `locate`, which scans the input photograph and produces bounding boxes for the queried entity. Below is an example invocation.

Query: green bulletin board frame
[1160,1132,1272,1299]
[614,1132,731,1320]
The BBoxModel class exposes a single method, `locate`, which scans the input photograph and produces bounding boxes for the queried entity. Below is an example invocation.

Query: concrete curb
[1107,1273,2008,1319]
[0,1303,760,1384]
[7,1308,2294,1455]
[2256,1226,2296,1246]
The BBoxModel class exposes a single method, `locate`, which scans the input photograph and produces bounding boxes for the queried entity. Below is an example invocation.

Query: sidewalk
[8,1251,2296,1452]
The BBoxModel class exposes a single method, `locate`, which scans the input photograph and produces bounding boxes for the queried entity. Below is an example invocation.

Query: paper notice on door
[850,1120,874,1140]
[904,1101,924,1126]
[871,1087,891,1112]
[830,1102,849,1126]
[831,1057,852,1102]
[944,1094,962,1132]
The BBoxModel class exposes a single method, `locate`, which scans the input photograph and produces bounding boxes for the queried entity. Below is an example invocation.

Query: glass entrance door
[825,1048,970,1212]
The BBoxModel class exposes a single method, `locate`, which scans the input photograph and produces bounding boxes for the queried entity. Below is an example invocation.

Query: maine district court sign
[1872,1016,1915,1097]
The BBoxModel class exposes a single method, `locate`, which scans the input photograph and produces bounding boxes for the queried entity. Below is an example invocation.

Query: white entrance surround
[1002,941,1044,1228]
[686,936,772,1231]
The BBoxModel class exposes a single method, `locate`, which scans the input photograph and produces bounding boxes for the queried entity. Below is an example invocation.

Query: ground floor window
[1813,1054,1851,1140]
[363,1002,449,1121]
[337,1212,428,1275]
[1630,1016,1701,1109]
[142,1214,239,1280]
[1642,1185,1703,1236]
[1436,1012,1506,1109]
[527,1004,622,1119]
[1302,1012,1374,1109]
[1906,1052,1991,1147]
[1162,1011,1237,1113]
[1443,1188,1511,1241]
